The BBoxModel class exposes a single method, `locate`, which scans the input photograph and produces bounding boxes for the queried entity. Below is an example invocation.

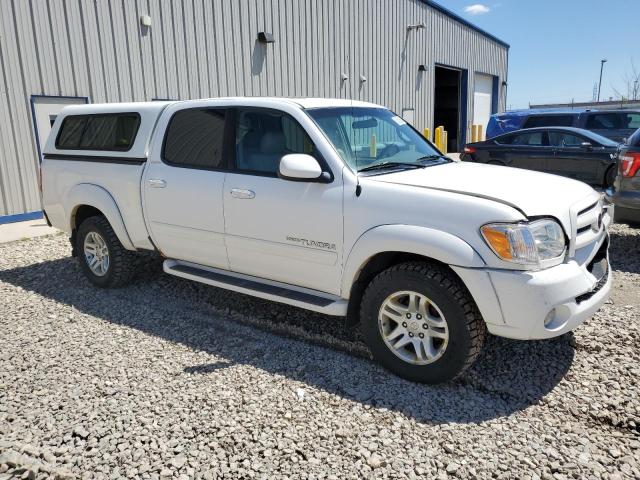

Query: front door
[223,107,343,295]
[548,130,602,184]
[143,106,231,269]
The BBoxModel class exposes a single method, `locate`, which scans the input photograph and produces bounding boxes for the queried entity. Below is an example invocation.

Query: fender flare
[341,224,486,295]
[65,183,135,250]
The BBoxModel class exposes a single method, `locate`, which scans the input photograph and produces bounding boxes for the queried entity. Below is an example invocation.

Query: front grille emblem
[592,212,603,233]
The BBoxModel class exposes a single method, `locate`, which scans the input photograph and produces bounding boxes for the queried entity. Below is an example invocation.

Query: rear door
[143,104,231,268]
[501,131,553,172]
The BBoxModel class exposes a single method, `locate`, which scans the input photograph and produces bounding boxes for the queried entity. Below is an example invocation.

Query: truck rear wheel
[76,215,137,288]
[360,262,486,384]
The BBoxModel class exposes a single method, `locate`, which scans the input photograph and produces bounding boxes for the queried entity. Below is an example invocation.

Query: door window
[497,131,546,146]
[163,108,227,169]
[548,132,586,148]
[523,115,574,128]
[585,113,621,130]
[235,109,315,175]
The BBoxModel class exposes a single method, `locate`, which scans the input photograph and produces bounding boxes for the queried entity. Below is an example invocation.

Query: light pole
[635,80,639,100]
[597,59,607,103]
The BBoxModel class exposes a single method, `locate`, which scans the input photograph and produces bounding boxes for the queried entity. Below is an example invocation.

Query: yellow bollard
[434,126,444,151]
[477,124,484,141]
[471,125,479,143]
[370,134,377,158]
[423,128,430,141]
[443,130,448,153]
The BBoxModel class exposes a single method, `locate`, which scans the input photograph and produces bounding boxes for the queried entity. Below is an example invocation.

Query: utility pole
[635,80,639,101]
[597,59,607,102]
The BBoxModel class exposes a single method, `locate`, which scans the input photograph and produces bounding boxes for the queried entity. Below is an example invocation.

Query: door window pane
[585,113,621,130]
[56,113,140,151]
[163,108,227,169]
[523,115,574,128]
[235,109,314,174]
[548,132,585,147]
[499,132,545,146]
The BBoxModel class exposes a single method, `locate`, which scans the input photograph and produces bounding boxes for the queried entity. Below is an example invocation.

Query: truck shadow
[0,255,575,424]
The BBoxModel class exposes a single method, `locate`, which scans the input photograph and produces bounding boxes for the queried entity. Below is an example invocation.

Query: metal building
[0,0,508,222]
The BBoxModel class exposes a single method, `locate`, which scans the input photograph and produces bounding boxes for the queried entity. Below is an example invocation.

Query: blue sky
[445,0,639,109]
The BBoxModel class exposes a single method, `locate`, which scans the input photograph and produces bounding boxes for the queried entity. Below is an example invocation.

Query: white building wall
[0,0,508,217]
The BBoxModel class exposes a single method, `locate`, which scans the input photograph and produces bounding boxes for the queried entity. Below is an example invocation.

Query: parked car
[608,127,640,223]
[41,98,612,384]
[461,127,620,187]
[486,108,640,143]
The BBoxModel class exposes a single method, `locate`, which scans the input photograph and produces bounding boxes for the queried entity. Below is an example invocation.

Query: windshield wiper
[358,162,425,173]
[415,154,449,162]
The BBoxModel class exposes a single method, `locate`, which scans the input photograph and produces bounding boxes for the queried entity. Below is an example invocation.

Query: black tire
[360,261,486,384]
[603,165,616,189]
[76,215,137,288]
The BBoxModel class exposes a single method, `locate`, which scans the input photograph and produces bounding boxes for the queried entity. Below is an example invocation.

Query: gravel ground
[0,223,639,479]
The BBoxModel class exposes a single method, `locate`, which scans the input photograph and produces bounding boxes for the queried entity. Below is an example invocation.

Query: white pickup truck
[41,98,612,383]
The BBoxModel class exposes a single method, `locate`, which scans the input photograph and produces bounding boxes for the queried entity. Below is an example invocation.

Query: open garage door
[473,73,493,141]
[433,66,463,152]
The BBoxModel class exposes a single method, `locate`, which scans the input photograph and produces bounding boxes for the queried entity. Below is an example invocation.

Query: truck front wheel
[360,262,486,384]
[76,215,137,288]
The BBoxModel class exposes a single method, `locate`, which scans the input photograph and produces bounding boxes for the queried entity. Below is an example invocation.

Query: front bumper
[454,233,611,340]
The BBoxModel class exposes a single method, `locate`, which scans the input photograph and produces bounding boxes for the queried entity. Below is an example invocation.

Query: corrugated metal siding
[0,0,507,217]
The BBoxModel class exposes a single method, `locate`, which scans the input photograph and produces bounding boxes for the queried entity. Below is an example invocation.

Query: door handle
[148,179,167,188]
[230,188,255,199]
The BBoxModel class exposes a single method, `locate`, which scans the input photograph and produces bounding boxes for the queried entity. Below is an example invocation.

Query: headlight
[481,219,566,266]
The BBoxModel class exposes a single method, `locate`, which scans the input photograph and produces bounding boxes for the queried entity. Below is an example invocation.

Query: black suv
[609,128,640,223]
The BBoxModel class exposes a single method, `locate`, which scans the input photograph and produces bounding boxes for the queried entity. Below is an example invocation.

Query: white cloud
[464,4,490,15]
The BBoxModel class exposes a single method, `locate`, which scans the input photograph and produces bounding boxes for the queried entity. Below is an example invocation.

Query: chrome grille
[569,194,609,257]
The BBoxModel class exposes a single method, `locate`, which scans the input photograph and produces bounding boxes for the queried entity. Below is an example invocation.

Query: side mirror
[580,141,593,150]
[278,154,331,182]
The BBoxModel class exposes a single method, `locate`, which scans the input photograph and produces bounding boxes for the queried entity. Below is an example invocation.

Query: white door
[32,96,87,160]
[473,74,493,140]
[223,108,343,295]
[143,106,230,269]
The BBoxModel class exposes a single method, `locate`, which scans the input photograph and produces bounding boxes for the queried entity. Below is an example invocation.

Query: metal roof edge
[420,0,510,49]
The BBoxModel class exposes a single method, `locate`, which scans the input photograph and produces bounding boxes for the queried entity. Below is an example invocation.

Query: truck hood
[366,161,599,231]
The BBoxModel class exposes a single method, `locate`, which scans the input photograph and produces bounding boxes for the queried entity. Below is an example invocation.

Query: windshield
[307,107,446,172]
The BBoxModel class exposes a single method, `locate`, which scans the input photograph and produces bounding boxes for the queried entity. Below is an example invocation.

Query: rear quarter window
[56,113,141,151]
[522,115,574,128]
